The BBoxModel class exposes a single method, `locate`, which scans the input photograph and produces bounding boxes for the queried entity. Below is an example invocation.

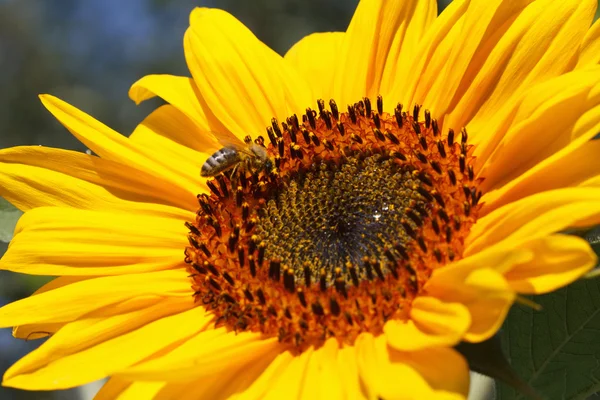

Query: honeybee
[201,131,273,178]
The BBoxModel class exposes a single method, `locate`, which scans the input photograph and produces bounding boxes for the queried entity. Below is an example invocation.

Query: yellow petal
[95,379,165,400]
[505,234,597,294]
[300,338,345,400]
[0,270,190,328]
[6,298,193,383]
[0,146,196,214]
[357,334,466,400]
[387,0,469,108]
[39,95,202,194]
[378,0,437,99]
[231,351,296,400]
[129,75,211,132]
[118,327,281,382]
[11,277,92,340]
[336,345,365,400]
[333,0,437,106]
[260,348,313,400]
[426,265,514,342]
[284,32,344,101]
[399,347,470,397]
[475,67,600,200]
[130,104,217,156]
[576,18,600,68]
[254,342,365,400]
[128,104,214,195]
[445,0,596,134]
[482,138,600,213]
[1,207,188,276]
[169,346,288,400]
[184,8,313,137]
[385,297,470,351]
[468,188,600,254]
[3,305,208,390]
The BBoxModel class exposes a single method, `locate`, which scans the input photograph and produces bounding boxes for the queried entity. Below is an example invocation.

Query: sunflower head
[0,0,599,399]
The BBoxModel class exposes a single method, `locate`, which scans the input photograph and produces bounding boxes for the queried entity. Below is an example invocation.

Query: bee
[201,131,273,178]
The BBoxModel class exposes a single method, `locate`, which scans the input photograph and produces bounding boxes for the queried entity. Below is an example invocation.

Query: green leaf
[0,197,22,243]
[497,278,600,400]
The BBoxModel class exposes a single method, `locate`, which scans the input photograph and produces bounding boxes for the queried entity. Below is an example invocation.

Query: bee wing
[211,130,247,150]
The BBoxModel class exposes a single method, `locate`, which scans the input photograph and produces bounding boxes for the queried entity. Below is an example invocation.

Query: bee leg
[231,163,242,183]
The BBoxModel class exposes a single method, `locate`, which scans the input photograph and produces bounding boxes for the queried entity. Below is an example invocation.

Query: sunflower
[1,0,600,398]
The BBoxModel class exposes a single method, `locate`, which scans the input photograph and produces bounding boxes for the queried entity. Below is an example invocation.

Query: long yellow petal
[386,0,470,108]
[3,305,209,390]
[300,339,345,400]
[231,351,296,400]
[0,270,190,327]
[95,379,166,400]
[445,0,596,134]
[1,207,188,276]
[576,18,600,68]
[129,104,215,194]
[5,298,193,384]
[39,95,202,195]
[0,146,196,214]
[468,188,600,254]
[476,67,600,200]
[261,348,313,400]
[184,8,313,138]
[482,139,600,213]
[332,0,437,106]
[130,104,217,156]
[284,32,344,102]
[117,328,281,382]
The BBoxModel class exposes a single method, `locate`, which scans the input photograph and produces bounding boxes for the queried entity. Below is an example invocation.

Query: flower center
[185,97,482,349]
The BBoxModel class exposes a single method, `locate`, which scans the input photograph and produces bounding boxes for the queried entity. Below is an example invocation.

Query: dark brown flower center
[184,96,482,349]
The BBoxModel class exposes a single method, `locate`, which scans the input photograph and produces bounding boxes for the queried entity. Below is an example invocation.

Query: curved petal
[386,0,470,109]
[476,67,600,202]
[1,207,188,276]
[284,32,344,102]
[504,234,597,294]
[0,270,191,328]
[468,188,600,254]
[251,342,366,400]
[129,104,216,195]
[0,146,196,215]
[426,266,514,342]
[261,348,313,400]
[400,347,470,397]
[130,104,217,156]
[95,379,165,400]
[444,0,596,134]
[356,334,467,400]
[332,0,437,106]
[184,8,313,138]
[40,95,203,196]
[576,18,600,68]
[129,75,211,133]
[385,297,471,351]
[3,305,208,390]
[293,338,345,399]
[117,328,281,382]
[482,137,600,213]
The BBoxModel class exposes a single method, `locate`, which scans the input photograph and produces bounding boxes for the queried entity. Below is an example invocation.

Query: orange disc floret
[184,96,482,350]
